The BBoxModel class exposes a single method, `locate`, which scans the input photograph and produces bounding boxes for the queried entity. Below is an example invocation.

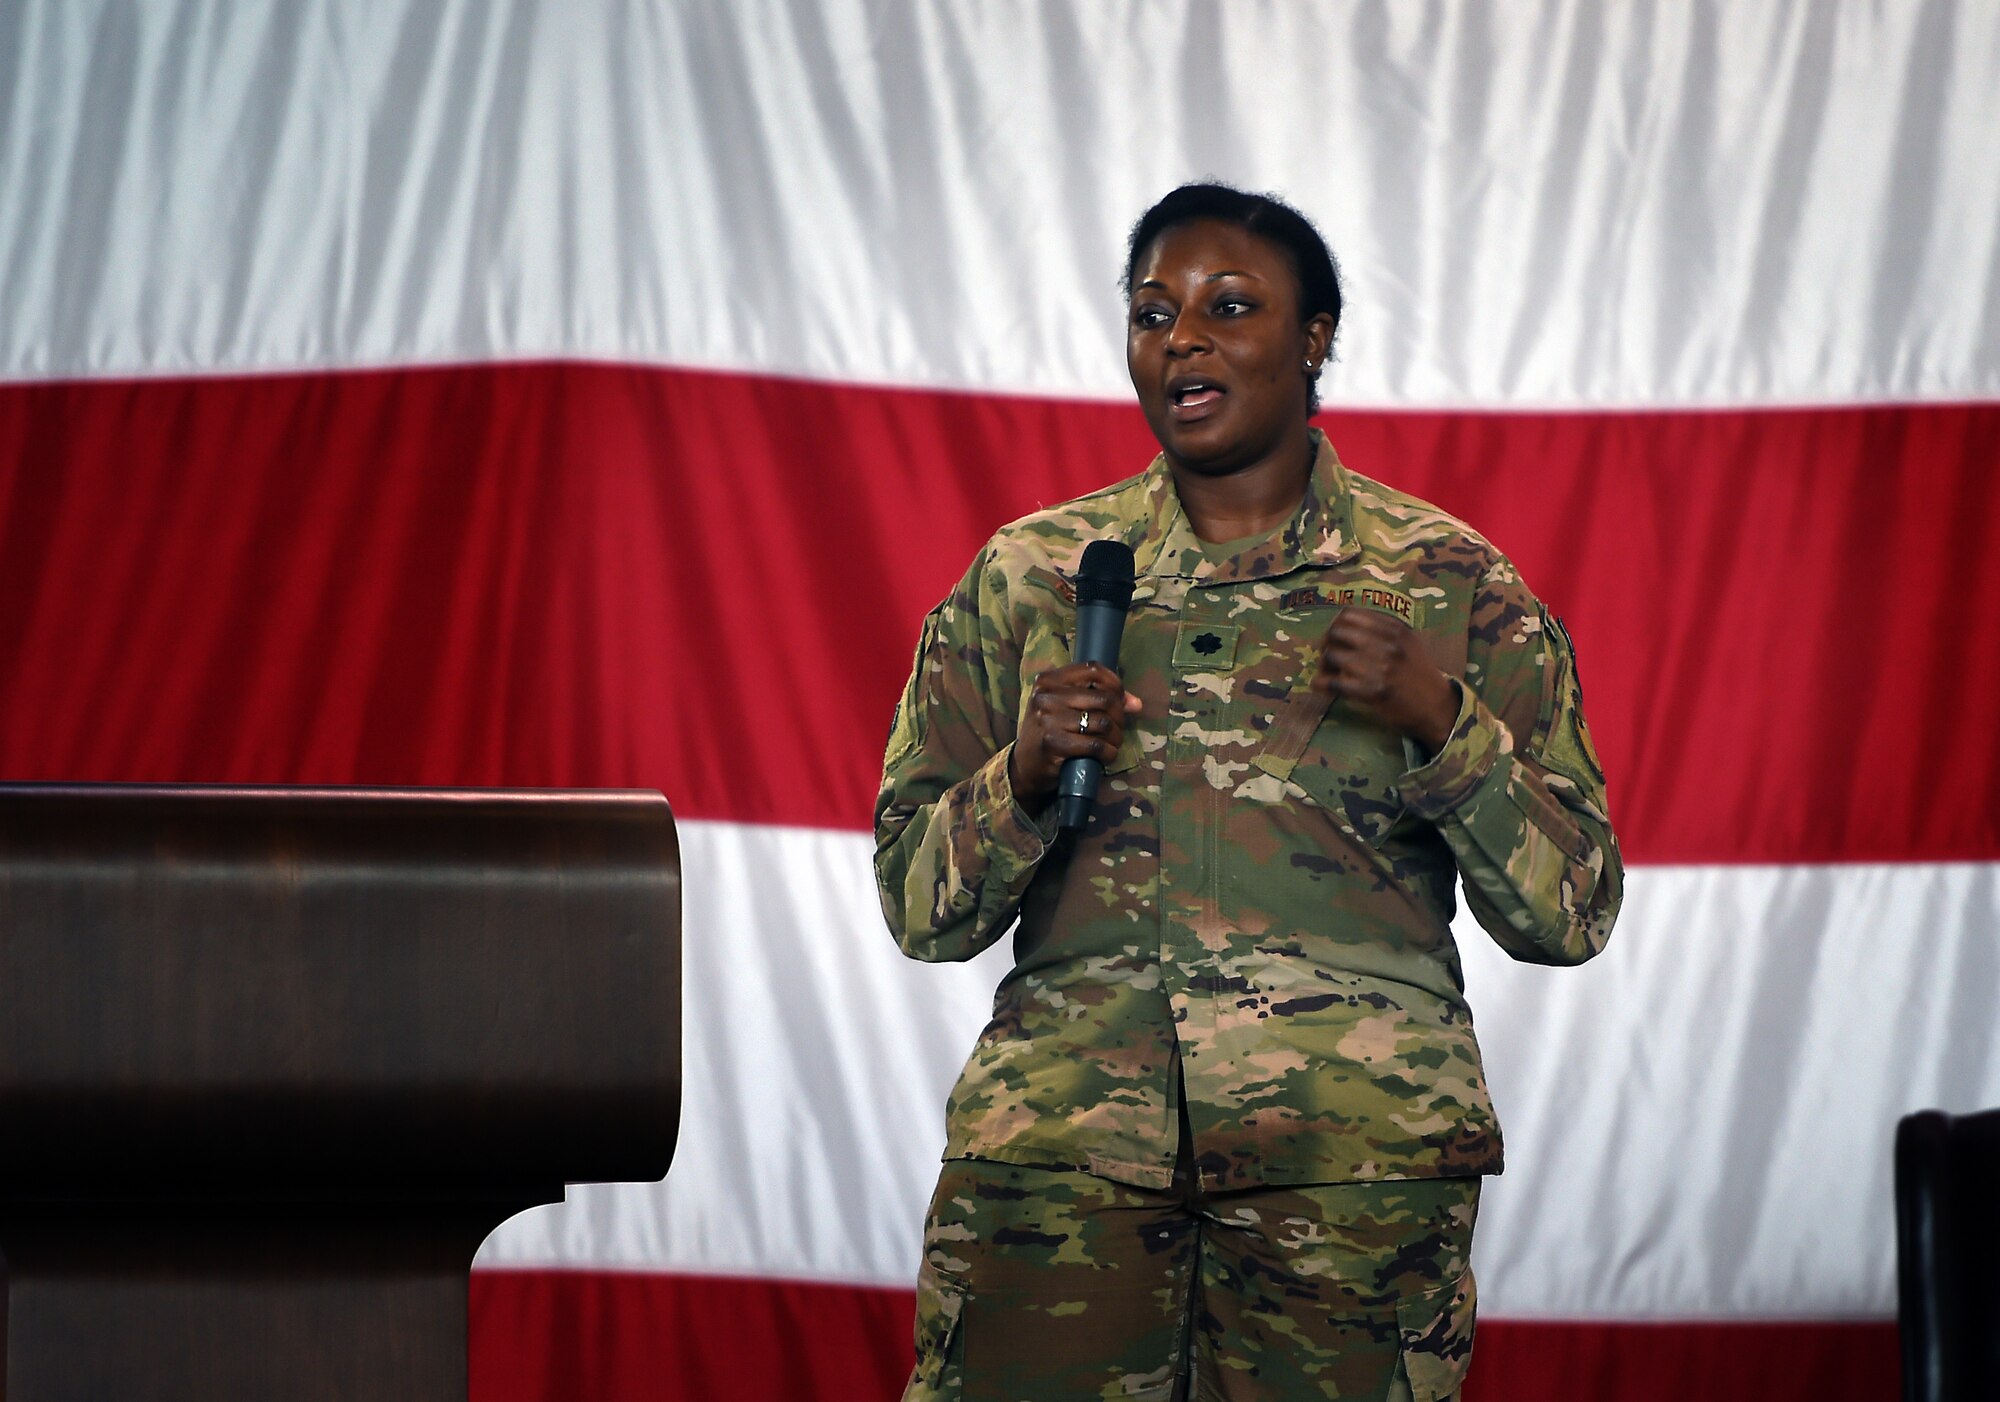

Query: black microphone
[1056,539,1136,831]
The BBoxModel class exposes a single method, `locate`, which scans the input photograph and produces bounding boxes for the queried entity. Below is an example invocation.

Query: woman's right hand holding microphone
[1008,662,1143,810]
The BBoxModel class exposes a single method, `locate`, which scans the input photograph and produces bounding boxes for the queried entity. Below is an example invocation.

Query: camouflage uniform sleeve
[873,547,1059,963]
[1398,554,1623,964]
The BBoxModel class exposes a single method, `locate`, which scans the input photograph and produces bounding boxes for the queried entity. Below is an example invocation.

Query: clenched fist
[1311,608,1459,754]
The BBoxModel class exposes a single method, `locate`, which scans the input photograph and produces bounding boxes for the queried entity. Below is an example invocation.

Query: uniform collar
[1132,429,1361,583]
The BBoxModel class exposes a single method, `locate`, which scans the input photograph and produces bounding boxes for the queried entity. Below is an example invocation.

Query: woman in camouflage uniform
[876,183,1622,1401]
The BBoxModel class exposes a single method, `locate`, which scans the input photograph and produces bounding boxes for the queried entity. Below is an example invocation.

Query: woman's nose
[1165,313,1210,356]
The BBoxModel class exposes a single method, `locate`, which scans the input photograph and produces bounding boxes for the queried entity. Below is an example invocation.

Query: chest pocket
[1254,686,1410,846]
[1249,595,1414,847]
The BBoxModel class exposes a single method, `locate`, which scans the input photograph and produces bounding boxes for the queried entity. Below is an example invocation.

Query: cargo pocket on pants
[906,1258,967,1400]
[1394,1269,1476,1402]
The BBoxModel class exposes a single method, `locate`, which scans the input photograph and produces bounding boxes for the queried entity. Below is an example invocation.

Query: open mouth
[1168,376,1225,419]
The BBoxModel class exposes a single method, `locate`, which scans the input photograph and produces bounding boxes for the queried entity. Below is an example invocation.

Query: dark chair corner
[1895,1107,2000,1402]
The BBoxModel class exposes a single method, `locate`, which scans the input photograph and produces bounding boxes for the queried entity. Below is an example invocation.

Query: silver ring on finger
[1078,712,1091,734]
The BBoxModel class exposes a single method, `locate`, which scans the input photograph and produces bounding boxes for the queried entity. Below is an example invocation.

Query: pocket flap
[912,1258,967,1391]
[1395,1269,1477,1402]
[1251,684,1334,783]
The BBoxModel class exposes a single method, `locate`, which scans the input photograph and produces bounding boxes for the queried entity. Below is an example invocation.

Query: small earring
[1304,360,1317,372]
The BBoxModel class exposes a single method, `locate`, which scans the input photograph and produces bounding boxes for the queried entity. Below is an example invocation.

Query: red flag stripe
[467,1270,1899,1402]
[4,363,1996,865]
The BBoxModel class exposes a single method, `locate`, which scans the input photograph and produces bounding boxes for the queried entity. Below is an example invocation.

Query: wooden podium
[0,784,682,1401]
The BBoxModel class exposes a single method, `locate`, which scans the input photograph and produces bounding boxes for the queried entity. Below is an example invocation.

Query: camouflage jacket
[875,432,1622,1190]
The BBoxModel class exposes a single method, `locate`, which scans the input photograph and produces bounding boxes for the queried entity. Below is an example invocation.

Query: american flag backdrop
[2,3,1997,1399]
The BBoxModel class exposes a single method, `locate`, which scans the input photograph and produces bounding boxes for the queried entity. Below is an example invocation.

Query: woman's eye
[1134,307,1171,329]
[1216,297,1254,316]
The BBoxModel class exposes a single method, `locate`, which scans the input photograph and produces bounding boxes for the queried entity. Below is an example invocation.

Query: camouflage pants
[904,1156,1478,1401]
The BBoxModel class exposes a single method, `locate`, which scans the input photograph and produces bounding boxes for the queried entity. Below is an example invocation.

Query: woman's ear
[1305,312,1335,366]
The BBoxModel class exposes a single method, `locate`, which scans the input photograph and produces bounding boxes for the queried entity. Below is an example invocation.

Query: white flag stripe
[4,0,1997,406]
[477,820,2000,1321]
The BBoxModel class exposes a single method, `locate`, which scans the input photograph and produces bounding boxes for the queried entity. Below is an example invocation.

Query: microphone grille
[1074,539,1136,607]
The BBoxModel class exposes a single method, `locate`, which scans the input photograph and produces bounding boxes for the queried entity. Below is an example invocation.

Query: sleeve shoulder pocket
[1533,610,1606,788]
[884,606,948,771]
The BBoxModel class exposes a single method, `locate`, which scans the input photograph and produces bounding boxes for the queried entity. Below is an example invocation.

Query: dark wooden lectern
[0,783,681,1401]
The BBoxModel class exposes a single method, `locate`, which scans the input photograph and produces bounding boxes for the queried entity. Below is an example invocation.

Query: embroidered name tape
[1280,583,1417,626]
